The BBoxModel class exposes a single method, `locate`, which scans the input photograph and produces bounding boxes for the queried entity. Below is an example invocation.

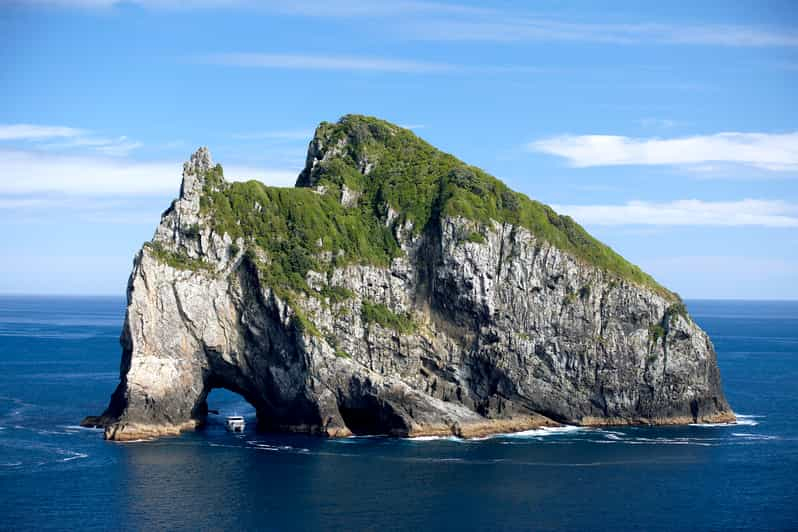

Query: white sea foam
[407,425,589,442]
[407,435,462,442]
[690,413,761,428]
[61,425,103,432]
[36,429,71,435]
[60,452,88,462]
[405,457,466,463]
[625,436,716,446]
[246,441,309,453]
[335,435,390,443]
[406,425,587,442]
[731,433,777,441]
[504,425,586,438]
[734,414,762,426]
[55,449,89,462]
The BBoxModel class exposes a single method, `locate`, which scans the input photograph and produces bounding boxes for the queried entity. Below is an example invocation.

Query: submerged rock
[83,115,734,441]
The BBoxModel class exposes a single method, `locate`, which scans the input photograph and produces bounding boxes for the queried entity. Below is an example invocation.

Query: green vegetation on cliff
[200,163,399,295]
[145,241,212,272]
[196,114,675,300]
[361,300,417,334]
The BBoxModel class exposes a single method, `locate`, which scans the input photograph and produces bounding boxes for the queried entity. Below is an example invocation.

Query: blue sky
[1,0,797,298]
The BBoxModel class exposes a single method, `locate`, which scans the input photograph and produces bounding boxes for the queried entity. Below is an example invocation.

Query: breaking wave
[690,413,762,428]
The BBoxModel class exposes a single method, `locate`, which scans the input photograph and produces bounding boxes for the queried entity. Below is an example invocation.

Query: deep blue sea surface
[1,296,796,531]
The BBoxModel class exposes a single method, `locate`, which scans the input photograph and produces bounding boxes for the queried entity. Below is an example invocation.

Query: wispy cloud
[16,1,798,47]
[530,132,798,172]
[198,52,543,75]
[403,18,798,47]
[0,149,181,196]
[199,52,461,74]
[11,0,798,47]
[0,124,85,140]
[553,199,798,227]
[39,135,143,157]
[13,0,246,8]
[18,0,493,17]
[0,123,144,157]
[0,148,298,197]
[0,195,164,225]
[268,1,493,18]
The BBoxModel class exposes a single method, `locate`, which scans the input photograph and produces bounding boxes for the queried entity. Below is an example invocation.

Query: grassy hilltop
[175,114,674,300]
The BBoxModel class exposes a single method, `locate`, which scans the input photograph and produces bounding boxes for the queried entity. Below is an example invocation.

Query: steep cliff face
[84,115,734,441]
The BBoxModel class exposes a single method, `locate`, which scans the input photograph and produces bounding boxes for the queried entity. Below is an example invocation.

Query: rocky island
[83,115,735,441]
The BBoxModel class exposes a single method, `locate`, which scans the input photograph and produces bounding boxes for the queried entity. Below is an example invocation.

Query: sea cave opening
[337,395,410,437]
[202,387,258,433]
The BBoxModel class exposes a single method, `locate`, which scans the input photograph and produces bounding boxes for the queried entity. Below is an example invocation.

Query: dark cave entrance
[337,396,410,437]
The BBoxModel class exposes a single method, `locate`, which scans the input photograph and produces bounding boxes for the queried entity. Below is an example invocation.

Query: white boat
[226,415,245,433]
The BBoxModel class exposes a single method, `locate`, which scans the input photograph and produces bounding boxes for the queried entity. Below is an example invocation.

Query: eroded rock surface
[84,117,734,441]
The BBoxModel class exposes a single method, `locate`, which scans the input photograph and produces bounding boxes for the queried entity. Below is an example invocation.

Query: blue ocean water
[0,296,796,531]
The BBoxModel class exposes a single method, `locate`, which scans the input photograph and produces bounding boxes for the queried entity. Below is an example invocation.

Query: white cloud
[0,149,180,196]
[14,1,798,47]
[39,135,143,157]
[199,52,460,73]
[197,52,544,75]
[267,1,492,18]
[531,132,798,172]
[0,124,85,140]
[15,0,492,17]
[1,123,145,157]
[403,18,798,47]
[14,0,245,7]
[552,199,798,227]
[0,149,299,196]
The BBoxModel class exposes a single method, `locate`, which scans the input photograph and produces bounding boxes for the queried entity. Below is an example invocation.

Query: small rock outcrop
[84,115,734,441]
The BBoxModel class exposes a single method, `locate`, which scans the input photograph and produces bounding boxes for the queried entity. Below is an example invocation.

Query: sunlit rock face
[84,116,734,441]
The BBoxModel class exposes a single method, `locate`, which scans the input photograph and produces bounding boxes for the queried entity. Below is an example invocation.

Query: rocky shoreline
[82,412,743,442]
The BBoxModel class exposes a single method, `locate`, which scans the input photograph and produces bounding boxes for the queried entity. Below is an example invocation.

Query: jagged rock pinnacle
[180,147,213,200]
[184,146,213,176]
